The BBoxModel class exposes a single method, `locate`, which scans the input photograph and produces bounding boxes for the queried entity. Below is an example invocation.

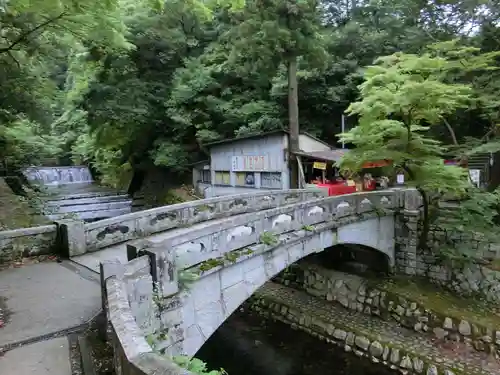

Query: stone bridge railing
[0,189,327,261]
[102,258,191,375]
[61,189,327,257]
[101,190,401,375]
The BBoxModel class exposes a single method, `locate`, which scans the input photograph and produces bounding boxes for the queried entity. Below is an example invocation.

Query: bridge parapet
[131,190,398,294]
[109,191,398,358]
[102,258,193,375]
[61,189,327,257]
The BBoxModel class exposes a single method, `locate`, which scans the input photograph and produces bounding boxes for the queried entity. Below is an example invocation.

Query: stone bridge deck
[6,187,497,375]
[98,189,421,375]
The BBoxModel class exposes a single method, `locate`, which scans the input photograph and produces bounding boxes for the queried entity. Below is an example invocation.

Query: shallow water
[196,308,397,375]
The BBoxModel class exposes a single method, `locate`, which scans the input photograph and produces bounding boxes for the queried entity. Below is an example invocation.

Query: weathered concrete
[101,191,399,374]
[105,274,189,375]
[0,337,72,375]
[73,222,222,273]
[0,225,58,263]
[64,189,326,256]
[101,188,500,375]
[0,262,101,347]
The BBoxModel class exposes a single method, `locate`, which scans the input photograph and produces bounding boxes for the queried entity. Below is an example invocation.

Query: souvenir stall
[295,150,357,196]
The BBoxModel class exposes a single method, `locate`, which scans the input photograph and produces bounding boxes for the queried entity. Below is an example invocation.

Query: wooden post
[296,155,306,188]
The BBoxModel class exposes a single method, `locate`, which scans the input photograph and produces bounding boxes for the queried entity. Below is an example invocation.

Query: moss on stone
[0,178,50,230]
[376,276,500,329]
[249,292,486,375]
[197,248,255,274]
[259,231,279,246]
[198,258,225,272]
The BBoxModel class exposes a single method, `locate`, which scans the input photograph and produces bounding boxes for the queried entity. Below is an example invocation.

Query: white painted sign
[232,155,269,172]
[261,172,282,189]
[469,169,481,187]
[396,174,405,184]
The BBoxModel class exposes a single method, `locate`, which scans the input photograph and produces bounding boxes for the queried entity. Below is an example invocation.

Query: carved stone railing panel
[130,191,397,295]
[60,189,325,256]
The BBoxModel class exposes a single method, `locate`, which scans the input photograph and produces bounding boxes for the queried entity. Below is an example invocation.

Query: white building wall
[208,134,290,197]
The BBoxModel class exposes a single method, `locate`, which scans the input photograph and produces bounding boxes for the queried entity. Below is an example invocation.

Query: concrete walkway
[0,261,101,375]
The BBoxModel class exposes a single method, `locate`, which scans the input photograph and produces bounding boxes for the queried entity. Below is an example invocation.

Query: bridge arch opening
[191,244,395,374]
[181,241,392,358]
[307,243,392,277]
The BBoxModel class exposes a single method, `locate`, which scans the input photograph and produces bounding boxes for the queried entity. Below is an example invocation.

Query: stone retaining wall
[0,225,58,263]
[249,294,446,375]
[416,250,500,304]
[274,263,500,355]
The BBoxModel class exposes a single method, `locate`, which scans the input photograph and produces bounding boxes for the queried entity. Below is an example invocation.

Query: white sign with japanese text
[231,155,269,172]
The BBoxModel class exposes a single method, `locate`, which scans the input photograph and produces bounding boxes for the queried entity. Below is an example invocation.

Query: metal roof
[293,149,349,163]
[203,130,333,150]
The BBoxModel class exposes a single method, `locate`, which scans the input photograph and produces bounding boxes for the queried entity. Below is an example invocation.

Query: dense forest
[0,0,499,187]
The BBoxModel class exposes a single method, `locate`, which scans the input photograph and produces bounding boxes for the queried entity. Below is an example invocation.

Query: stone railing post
[99,259,124,341]
[394,188,421,275]
[56,219,86,257]
[135,242,179,297]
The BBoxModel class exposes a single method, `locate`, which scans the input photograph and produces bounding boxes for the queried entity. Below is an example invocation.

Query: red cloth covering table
[314,183,357,196]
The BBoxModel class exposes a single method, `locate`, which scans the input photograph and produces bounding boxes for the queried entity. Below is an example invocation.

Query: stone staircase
[21,166,144,222]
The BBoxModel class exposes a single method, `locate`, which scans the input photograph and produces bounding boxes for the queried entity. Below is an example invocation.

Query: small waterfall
[20,165,143,222]
[23,166,93,186]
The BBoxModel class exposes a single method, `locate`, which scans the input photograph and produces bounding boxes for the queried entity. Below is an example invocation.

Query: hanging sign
[231,155,268,172]
[362,160,392,168]
[313,161,327,170]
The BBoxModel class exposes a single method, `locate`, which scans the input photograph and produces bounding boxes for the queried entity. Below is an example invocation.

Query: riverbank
[197,307,397,375]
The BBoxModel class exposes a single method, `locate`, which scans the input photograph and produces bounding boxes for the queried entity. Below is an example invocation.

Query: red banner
[362,160,392,169]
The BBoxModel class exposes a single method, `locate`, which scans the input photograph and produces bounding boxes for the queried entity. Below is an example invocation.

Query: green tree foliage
[338,44,500,260]
[0,0,137,169]
[1,0,500,190]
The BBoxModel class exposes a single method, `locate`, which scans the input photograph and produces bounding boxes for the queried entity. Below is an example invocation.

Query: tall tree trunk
[288,56,300,188]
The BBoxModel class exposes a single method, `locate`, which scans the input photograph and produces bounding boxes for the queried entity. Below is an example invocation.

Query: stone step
[44,200,132,214]
[44,191,127,200]
[251,282,499,375]
[45,195,130,207]
[47,207,132,221]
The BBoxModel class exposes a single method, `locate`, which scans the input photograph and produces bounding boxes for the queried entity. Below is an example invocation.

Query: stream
[196,308,397,375]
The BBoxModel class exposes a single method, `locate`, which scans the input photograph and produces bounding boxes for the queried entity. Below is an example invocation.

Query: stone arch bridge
[96,188,424,375]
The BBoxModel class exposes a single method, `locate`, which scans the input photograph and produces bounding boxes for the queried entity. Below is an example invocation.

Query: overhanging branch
[0,12,66,54]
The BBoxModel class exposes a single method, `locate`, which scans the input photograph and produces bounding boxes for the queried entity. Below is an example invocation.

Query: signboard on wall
[313,161,327,170]
[231,155,269,172]
[261,172,282,189]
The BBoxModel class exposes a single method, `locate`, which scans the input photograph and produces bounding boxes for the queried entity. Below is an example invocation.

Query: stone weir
[22,166,143,222]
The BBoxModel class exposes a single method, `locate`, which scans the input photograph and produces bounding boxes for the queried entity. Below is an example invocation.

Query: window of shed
[261,172,282,189]
[235,172,255,187]
[214,171,230,185]
[201,170,211,183]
